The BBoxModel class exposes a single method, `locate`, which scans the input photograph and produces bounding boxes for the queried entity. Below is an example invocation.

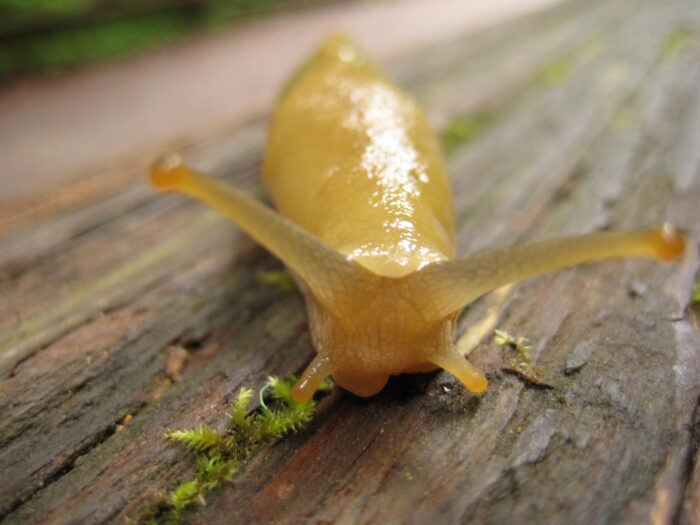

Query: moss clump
[692,278,700,303]
[441,114,493,154]
[256,269,296,294]
[136,375,330,524]
[494,329,553,388]
[494,329,533,364]
[661,29,696,58]
[535,58,572,86]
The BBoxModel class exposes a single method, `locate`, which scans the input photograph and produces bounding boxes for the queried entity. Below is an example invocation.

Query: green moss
[661,29,696,58]
[440,38,605,157]
[441,114,493,154]
[168,481,202,515]
[535,58,572,86]
[136,375,329,524]
[493,329,533,359]
[692,279,700,303]
[257,269,296,294]
[167,425,230,454]
[532,35,604,89]
[493,329,552,388]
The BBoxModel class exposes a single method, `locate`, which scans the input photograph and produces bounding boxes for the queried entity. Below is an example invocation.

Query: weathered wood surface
[1,0,700,523]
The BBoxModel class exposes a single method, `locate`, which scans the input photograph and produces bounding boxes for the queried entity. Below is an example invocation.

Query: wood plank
[1,0,699,523]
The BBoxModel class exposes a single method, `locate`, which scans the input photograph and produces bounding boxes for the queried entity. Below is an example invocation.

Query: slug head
[291,223,687,402]
[291,275,487,402]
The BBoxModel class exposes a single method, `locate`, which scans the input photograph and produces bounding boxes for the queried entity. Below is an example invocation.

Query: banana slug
[150,35,685,402]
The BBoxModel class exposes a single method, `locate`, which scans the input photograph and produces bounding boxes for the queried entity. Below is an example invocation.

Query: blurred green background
[0,0,336,82]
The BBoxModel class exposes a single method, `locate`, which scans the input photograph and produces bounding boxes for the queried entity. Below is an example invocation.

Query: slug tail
[149,156,371,311]
[412,224,687,319]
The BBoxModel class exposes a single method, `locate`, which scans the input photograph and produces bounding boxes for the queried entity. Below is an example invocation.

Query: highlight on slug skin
[150,154,189,191]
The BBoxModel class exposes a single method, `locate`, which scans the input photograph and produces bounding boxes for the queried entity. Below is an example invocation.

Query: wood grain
[1,0,699,523]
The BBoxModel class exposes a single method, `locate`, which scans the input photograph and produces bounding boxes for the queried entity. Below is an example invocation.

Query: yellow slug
[150,35,685,403]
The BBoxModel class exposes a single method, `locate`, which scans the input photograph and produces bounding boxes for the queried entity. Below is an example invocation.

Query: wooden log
[1,0,699,523]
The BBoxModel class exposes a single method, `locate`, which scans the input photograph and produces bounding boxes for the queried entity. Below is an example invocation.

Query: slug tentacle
[150,155,373,312]
[411,225,685,319]
[430,349,488,393]
[291,354,336,403]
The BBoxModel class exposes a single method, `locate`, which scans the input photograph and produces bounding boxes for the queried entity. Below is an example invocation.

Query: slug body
[151,36,685,402]
[264,36,455,277]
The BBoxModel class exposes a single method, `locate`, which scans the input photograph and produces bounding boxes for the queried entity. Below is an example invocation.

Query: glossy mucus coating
[264,35,455,278]
[151,36,686,403]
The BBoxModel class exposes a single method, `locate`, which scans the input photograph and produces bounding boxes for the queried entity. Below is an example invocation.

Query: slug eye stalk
[151,156,373,313]
[410,224,686,319]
